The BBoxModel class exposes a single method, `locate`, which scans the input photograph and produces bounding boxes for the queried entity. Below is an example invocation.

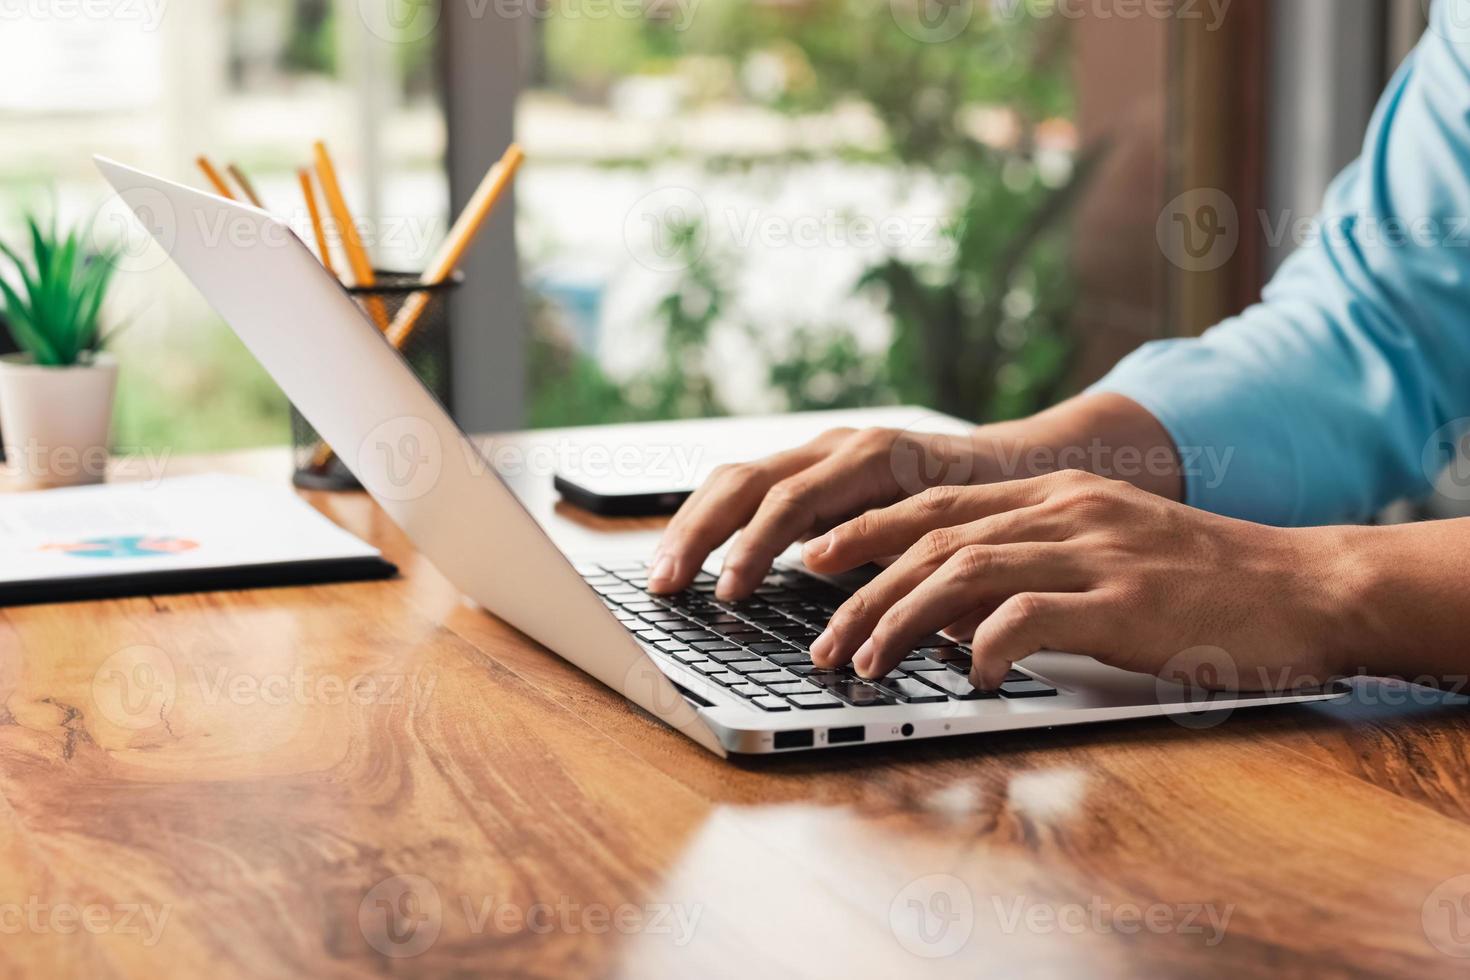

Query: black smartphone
[553,473,695,517]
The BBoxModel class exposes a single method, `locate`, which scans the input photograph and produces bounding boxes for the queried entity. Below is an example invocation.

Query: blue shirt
[1091,0,1470,526]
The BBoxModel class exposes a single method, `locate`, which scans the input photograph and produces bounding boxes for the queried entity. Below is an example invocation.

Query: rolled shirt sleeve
[1090,0,1470,526]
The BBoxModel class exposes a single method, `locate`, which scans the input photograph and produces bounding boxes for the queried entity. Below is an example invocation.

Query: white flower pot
[0,353,118,488]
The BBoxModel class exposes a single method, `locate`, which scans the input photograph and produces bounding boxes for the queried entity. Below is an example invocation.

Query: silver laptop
[97,158,1348,756]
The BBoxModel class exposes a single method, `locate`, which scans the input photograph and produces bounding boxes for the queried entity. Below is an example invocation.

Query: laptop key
[727,660,780,675]
[748,641,793,654]
[898,659,947,672]
[789,693,843,709]
[767,681,815,696]
[731,683,763,699]
[998,679,1058,698]
[881,677,950,704]
[804,674,896,707]
[705,648,758,664]
[766,651,811,667]
[919,670,999,700]
[691,640,741,652]
[752,696,791,712]
[746,670,789,685]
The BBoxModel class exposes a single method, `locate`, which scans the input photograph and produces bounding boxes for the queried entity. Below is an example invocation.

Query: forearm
[970,392,1184,501]
[1324,519,1470,684]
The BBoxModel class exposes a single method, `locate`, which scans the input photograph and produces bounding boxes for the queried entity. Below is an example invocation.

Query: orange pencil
[298,168,337,278]
[196,156,236,199]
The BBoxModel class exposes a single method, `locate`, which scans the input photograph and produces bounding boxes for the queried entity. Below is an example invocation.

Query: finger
[649,436,840,592]
[942,607,993,641]
[803,479,1062,574]
[852,543,1088,679]
[716,449,893,599]
[968,591,1113,689]
[810,508,1052,666]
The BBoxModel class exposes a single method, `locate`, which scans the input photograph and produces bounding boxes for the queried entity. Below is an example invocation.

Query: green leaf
[0,206,114,366]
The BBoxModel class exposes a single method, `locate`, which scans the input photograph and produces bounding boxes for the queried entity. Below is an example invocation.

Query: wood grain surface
[2,443,1470,979]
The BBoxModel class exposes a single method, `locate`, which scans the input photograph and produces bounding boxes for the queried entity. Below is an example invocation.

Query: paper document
[0,474,381,584]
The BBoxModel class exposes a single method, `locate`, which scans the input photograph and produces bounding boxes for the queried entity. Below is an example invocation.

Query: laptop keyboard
[576,560,1058,712]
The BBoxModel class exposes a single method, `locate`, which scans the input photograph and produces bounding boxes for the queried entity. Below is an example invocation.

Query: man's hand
[648,426,990,597]
[800,470,1358,691]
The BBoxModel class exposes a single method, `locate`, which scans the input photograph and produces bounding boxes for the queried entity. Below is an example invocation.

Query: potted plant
[0,213,120,488]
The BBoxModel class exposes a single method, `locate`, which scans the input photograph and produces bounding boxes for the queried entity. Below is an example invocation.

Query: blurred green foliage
[530,0,1087,427]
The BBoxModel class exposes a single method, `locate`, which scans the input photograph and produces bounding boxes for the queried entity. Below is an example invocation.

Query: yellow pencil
[196,156,236,199]
[298,168,337,278]
[386,143,525,348]
[309,144,526,473]
[311,141,389,335]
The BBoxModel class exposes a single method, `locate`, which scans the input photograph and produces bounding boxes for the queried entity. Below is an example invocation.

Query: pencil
[309,144,526,474]
[385,143,525,348]
[311,143,375,289]
[298,168,337,278]
[196,156,236,199]
[227,163,265,209]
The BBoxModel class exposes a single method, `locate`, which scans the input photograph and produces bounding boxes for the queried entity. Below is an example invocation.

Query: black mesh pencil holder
[290,270,462,491]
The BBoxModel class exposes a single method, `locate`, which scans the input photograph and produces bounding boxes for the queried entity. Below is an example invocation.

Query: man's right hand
[647,425,989,599]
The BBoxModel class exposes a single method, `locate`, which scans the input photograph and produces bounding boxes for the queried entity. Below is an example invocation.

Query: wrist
[968,394,1184,499]
[1285,525,1388,679]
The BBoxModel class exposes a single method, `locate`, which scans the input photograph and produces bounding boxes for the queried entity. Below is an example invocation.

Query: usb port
[774,730,814,750]
[827,726,865,744]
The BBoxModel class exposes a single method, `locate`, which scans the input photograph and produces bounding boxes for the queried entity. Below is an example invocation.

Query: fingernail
[649,554,675,589]
[804,534,831,560]
[853,639,876,678]
[716,570,739,599]
[810,629,834,664]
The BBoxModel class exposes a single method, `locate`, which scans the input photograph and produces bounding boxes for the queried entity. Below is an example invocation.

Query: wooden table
[4,435,1470,979]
